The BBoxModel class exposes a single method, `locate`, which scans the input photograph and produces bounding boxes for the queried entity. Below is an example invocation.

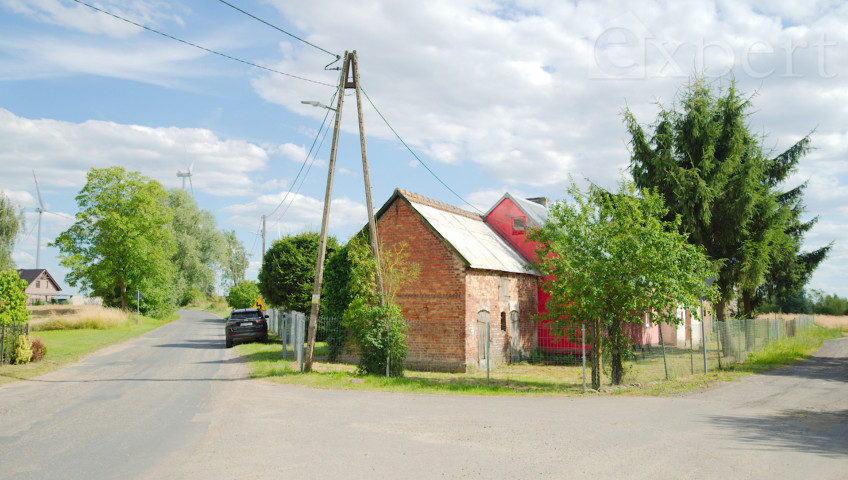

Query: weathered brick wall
[465,271,538,369]
[378,198,468,372]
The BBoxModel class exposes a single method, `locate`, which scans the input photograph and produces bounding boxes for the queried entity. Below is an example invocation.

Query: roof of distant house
[378,189,538,275]
[484,192,549,228]
[17,268,63,291]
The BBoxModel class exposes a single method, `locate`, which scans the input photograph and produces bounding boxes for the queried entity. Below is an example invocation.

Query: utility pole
[261,214,266,259]
[304,51,383,372]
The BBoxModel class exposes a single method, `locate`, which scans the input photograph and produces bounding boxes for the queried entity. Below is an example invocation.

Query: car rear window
[231,311,261,320]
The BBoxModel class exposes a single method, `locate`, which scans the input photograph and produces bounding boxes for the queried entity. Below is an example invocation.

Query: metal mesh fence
[625,315,815,382]
[259,311,816,386]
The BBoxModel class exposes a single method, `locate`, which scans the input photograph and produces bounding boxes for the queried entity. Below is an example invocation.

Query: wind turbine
[176,160,194,196]
[31,171,74,270]
[32,170,45,270]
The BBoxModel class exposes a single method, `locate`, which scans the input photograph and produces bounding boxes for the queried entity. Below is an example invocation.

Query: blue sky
[1,0,846,301]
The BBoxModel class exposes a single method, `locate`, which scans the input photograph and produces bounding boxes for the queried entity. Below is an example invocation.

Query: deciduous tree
[227,280,260,309]
[168,189,226,305]
[52,167,175,316]
[258,231,338,312]
[528,179,714,388]
[0,193,24,270]
[0,269,29,327]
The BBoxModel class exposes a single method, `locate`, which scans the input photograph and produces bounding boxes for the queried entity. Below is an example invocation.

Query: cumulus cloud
[0,108,270,196]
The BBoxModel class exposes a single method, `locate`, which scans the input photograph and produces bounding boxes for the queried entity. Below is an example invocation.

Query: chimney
[526,197,550,208]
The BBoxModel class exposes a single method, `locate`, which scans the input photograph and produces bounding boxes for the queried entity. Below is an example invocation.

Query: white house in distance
[17,269,63,305]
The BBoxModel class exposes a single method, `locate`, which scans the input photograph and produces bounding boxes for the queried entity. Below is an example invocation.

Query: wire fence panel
[260,311,817,388]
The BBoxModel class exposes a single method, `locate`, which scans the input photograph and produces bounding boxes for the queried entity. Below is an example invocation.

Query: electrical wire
[267,89,338,217]
[275,108,334,229]
[210,1,479,217]
[216,0,340,59]
[70,0,336,88]
[360,88,484,214]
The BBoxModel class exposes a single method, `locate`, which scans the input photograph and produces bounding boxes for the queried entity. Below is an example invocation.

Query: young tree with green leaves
[0,193,25,270]
[258,231,338,312]
[52,167,175,316]
[624,77,823,321]
[342,234,414,377]
[528,179,715,388]
[222,230,247,289]
[227,280,260,309]
[0,269,29,326]
[168,189,226,305]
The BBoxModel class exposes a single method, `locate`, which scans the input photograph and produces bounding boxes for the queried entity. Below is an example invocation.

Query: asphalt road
[1,310,846,479]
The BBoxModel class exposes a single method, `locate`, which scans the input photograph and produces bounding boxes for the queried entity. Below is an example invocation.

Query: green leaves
[624,77,823,319]
[51,167,175,316]
[528,178,716,387]
[0,269,30,326]
[258,231,337,312]
[0,193,24,270]
[227,280,260,309]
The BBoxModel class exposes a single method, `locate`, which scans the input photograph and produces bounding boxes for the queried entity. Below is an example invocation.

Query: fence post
[688,320,694,375]
[581,323,587,394]
[700,301,708,374]
[296,312,305,372]
[1,324,5,365]
[386,317,391,379]
[659,322,669,381]
[716,321,722,370]
[280,311,289,359]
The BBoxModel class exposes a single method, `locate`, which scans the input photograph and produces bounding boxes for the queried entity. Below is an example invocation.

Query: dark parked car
[225,308,269,348]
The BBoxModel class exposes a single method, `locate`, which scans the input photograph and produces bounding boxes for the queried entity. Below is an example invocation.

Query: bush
[181,287,207,306]
[345,303,407,377]
[228,281,260,309]
[11,334,33,364]
[30,338,47,362]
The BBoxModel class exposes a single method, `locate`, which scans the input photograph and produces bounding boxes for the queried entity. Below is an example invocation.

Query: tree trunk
[591,318,601,390]
[740,288,754,319]
[715,300,727,323]
[609,319,624,385]
[119,281,128,310]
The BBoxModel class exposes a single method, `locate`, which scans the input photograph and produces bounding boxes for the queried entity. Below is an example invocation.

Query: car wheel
[225,338,233,348]
[260,334,269,343]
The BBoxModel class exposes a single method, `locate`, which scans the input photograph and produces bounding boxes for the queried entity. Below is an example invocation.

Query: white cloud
[0,108,269,196]
[0,0,172,38]
[221,192,367,240]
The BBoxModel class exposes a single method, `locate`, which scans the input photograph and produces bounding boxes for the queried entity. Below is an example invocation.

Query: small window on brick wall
[500,311,507,331]
[513,217,525,233]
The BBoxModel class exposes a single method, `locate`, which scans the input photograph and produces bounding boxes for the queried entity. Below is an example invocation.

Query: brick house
[374,189,539,372]
[17,269,63,305]
[483,193,589,353]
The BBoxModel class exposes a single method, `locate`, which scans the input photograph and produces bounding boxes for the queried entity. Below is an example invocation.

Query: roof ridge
[396,188,481,221]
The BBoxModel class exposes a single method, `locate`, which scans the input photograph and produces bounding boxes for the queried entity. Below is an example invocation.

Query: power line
[216,0,340,59]
[267,88,338,219]
[360,88,484,214]
[70,0,336,88]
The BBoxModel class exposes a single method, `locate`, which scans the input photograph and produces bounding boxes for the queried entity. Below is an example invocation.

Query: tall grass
[31,307,130,331]
[733,324,842,373]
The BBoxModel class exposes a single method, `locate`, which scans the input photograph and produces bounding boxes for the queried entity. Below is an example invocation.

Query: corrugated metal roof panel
[510,195,549,227]
[409,201,537,275]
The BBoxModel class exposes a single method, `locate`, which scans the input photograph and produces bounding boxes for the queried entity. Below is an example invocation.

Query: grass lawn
[233,324,844,396]
[0,313,177,386]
